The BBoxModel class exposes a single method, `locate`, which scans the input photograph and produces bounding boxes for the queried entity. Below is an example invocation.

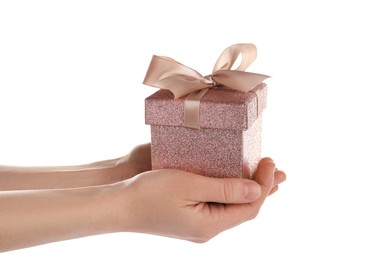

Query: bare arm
[0,158,286,252]
[0,144,151,191]
[0,183,119,251]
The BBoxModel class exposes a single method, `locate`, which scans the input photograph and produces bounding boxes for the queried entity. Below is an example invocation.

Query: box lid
[145,83,267,130]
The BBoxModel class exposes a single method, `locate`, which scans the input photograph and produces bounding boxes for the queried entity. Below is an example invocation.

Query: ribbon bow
[143,43,269,129]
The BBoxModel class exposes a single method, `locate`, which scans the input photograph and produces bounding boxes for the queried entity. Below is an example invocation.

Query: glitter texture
[145,84,267,179]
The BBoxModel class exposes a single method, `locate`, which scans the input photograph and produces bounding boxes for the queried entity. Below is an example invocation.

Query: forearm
[0,143,151,191]
[0,183,122,252]
[0,158,126,191]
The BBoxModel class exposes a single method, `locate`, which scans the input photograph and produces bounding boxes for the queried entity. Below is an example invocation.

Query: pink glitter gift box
[143,43,269,179]
[145,83,267,179]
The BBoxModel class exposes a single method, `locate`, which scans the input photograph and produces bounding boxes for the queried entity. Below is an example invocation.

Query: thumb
[191,176,262,204]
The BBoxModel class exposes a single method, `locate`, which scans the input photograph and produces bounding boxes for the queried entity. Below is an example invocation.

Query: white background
[1,0,389,259]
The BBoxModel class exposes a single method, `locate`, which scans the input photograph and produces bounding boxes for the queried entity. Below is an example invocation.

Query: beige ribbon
[143,43,269,129]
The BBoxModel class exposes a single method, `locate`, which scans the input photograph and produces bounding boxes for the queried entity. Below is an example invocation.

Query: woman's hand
[115,143,152,181]
[0,157,285,252]
[113,157,286,242]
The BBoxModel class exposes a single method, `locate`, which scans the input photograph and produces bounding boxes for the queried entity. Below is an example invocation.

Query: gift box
[143,44,269,179]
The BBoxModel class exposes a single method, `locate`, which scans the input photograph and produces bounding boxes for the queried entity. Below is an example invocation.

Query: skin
[0,143,286,252]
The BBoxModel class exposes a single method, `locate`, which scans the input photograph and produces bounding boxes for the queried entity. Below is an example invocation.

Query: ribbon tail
[184,88,209,129]
[212,70,270,92]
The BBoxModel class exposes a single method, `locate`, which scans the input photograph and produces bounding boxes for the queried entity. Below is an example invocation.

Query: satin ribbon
[143,43,269,129]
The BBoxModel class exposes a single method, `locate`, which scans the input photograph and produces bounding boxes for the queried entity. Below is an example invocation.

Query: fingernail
[244,182,261,200]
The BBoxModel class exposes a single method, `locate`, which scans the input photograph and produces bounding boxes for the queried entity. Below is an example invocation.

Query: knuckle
[188,228,214,243]
[223,181,237,202]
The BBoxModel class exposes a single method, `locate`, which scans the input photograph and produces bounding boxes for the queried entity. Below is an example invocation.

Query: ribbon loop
[143,55,212,99]
[143,44,269,129]
[212,43,257,72]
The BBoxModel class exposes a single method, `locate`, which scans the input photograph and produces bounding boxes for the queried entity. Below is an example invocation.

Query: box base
[150,116,262,179]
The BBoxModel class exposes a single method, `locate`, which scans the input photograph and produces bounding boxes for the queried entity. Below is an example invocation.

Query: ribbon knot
[143,43,269,129]
[203,75,217,88]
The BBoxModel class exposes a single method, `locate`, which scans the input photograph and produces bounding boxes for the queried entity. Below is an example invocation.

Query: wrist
[74,182,129,236]
[0,183,126,251]
[83,157,127,184]
[102,180,134,233]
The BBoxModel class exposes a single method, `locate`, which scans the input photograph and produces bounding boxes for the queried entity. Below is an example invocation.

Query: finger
[196,161,276,234]
[253,158,275,204]
[257,157,274,169]
[274,170,286,186]
[268,171,286,196]
[191,176,262,204]
[200,201,264,235]
[269,185,279,195]
[198,168,276,234]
